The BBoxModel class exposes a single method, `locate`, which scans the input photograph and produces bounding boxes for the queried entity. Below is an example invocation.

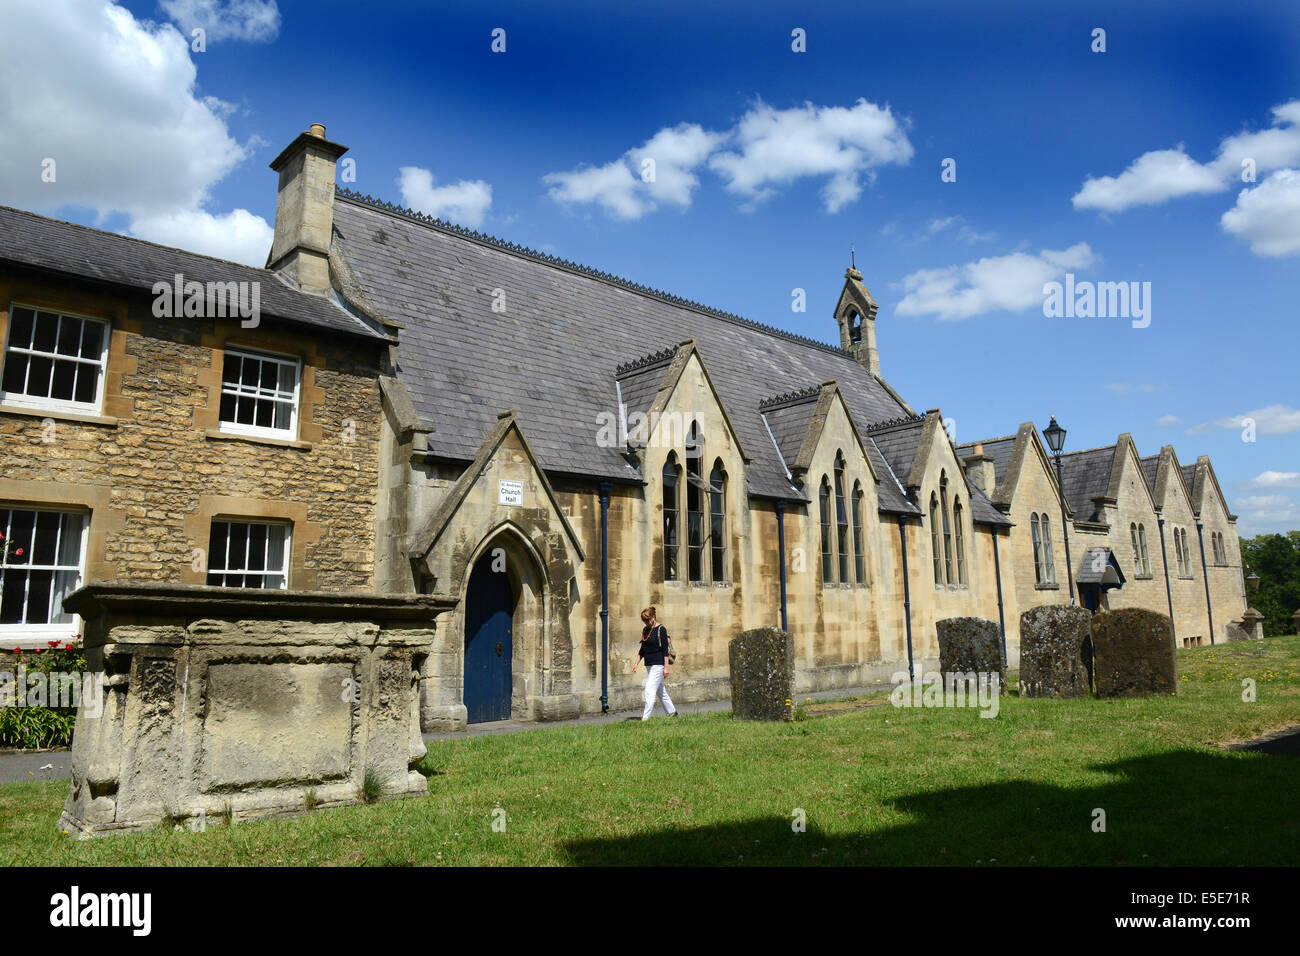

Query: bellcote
[833,266,880,375]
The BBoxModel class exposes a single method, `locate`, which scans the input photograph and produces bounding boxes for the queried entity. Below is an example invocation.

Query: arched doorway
[464,551,517,723]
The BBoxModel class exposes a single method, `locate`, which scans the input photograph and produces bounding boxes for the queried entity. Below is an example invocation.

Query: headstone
[728,627,795,721]
[1292,609,1300,636]
[936,617,1006,694]
[1240,608,1265,641]
[1018,604,1092,698]
[1090,607,1177,698]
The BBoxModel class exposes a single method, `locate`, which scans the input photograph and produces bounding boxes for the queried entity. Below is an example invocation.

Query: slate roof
[956,435,1017,487]
[0,205,389,343]
[867,419,926,485]
[759,389,821,469]
[331,191,913,499]
[1057,445,1116,522]
[1181,464,1198,501]
[866,418,1007,525]
[1140,454,1160,494]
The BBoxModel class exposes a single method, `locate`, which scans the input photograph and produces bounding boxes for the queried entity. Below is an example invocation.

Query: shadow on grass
[561,749,1300,866]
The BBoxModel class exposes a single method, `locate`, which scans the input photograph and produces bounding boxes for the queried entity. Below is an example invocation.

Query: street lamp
[1043,416,1076,603]
[1246,570,1261,594]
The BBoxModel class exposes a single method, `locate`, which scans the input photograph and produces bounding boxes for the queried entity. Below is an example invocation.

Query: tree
[1239,532,1300,637]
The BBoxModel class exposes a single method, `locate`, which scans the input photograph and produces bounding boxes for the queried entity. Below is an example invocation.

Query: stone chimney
[963,443,997,497]
[267,123,348,296]
[833,266,880,375]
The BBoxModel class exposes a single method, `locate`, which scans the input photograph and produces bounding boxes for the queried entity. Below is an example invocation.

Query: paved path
[0,749,72,784]
[423,684,891,742]
[0,684,892,781]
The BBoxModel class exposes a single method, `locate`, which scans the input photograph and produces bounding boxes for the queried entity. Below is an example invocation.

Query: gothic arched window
[710,459,727,583]
[685,423,705,582]
[819,476,834,584]
[1031,513,1044,584]
[834,452,850,584]
[1138,523,1151,575]
[953,497,966,586]
[852,480,866,585]
[1041,514,1055,585]
[662,453,680,581]
[940,472,954,585]
[930,493,943,586]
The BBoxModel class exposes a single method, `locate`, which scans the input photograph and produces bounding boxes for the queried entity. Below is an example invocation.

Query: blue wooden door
[464,554,514,723]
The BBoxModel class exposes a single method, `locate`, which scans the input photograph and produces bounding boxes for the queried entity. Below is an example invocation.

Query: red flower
[48,640,60,647]
[9,647,18,654]
[64,643,74,651]
[13,548,22,557]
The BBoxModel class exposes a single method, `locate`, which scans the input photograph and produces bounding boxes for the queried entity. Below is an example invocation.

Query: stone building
[0,123,1251,727]
[0,133,393,650]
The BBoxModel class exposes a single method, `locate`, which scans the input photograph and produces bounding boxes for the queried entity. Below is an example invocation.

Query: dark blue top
[639,624,670,666]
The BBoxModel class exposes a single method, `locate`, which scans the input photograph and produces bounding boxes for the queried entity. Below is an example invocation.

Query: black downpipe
[599,481,610,713]
[776,500,788,632]
[897,515,914,681]
[1157,516,1177,646]
[1196,521,1215,645]
[991,528,1007,664]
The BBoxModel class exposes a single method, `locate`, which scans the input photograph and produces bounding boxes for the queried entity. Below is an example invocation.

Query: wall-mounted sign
[498,479,524,506]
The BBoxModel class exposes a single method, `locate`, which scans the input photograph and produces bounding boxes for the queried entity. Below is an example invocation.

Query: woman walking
[638,605,678,720]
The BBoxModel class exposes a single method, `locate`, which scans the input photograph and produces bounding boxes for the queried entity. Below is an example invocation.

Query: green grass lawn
[3,636,1298,866]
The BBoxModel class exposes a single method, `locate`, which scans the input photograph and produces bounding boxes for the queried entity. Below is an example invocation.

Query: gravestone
[728,627,795,721]
[936,617,1006,694]
[1018,604,1092,698]
[1090,607,1177,698]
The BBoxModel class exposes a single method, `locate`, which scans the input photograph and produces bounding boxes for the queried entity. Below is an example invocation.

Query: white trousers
[642,664,676,719]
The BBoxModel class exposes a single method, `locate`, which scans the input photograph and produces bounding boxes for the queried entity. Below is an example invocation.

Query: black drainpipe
[897,515,914,681]
[1157,515,1177,646]
[991,527,1007,664]
[599,481,610,713]
[776,500,788,632]
[1196,521,1215,645]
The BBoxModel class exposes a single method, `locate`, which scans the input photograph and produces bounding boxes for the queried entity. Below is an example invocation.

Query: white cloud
[0,0,272,265]
[1220,169,1300,257]
[1155,414,1183,427]
[1071,100,1300,259]
[543,123,723,220]
[1072,148,1225,212]
[397,166,493,228]
[128,207,273,266]
[1212,404,1300,435]
[160,0,280,43]
[709,98,913,212]
[925,216,995,244]
[1106,382,1162,394]
[894,243,1095,321]
[1235,494,1293,510]
[1248,470,1300,489]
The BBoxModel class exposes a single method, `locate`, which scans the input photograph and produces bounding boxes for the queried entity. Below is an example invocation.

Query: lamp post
[1043,416,1076,603]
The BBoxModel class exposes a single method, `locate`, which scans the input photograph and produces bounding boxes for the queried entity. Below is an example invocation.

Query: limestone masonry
[0,122,1251,731]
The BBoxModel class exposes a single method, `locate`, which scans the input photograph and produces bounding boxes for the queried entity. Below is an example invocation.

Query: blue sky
[2,0,1298,534]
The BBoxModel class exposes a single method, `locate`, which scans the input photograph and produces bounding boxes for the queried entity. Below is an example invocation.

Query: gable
[409,413,586,572]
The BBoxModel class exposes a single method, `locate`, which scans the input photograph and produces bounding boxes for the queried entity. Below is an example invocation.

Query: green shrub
[0,637,88,749]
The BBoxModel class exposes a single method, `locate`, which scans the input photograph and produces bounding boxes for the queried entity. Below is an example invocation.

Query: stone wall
[59,583,453,837]
[0,273,386,648]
